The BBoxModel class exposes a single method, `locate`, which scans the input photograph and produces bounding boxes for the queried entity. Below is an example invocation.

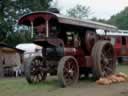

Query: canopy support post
[31,21,34,38]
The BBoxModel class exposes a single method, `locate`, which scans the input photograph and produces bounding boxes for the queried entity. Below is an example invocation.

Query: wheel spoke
[37,73,42,81]
[67,61,71,69]
[33,75,37,82]
[106,47,111,53]
[70,63,74,70]
[30,75,34,81]
[108,58,113,62]
[104,66,113,72]
[64,67,69,73]
[101,71,106,77]
[38,60,41,65]
[34,60,38,65]
[101,53,105,58]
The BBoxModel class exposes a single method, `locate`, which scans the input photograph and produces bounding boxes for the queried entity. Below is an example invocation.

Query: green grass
[0,78,59,96]
[0,64,128,96]
[116,64,128,74]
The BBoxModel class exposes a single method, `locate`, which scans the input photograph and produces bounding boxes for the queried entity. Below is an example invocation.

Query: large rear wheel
[92,41,116,79]
[57,56,79,87]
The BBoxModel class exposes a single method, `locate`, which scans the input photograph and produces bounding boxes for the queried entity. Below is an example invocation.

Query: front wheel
[25,56,47,84]
[57,56,79,87]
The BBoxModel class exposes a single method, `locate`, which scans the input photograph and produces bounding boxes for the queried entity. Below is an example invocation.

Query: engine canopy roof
[18,11,118,32]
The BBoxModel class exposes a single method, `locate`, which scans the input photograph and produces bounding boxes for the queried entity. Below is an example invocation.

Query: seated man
[35,24,46,38]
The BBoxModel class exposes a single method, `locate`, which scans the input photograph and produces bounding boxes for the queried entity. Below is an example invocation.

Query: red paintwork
[111,36,128,57]
[18,12,56,25]
[114,36,121,56]
[64,48,76,56]
[84,56,94,67]
[75,48,86,68]
[64,48,93,68]
[64,48,86,67]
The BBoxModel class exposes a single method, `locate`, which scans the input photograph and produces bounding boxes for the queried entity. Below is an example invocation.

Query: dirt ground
[0,65,128,96]
[32,77,128,96]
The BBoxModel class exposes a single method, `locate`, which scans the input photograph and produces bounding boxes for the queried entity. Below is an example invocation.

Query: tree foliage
[66,4,90,19]
[108,7,128,30]
[0,0,52,46]
[91,17,107,23]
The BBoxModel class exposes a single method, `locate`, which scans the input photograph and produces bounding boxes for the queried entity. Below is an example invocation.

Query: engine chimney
[48,8,60,14]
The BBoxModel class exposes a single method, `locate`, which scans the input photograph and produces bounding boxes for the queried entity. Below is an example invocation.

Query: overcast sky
[54,0,128,20]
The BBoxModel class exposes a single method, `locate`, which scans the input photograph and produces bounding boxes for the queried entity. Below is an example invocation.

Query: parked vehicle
[18,11,118,87]
[16,43,42,58]
[97,30,128,64]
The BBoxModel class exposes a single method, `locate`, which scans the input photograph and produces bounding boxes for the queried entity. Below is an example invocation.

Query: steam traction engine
[18,11,118,87]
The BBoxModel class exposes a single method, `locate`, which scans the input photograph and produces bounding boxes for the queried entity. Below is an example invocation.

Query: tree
[66,4,90,19]
[0,0,53,46]
[108,7,128,30]
[91,17,107,23]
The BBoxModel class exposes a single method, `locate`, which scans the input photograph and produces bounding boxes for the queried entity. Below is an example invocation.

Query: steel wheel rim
[63,58,78,86]
[99,43,115,77]
[30,58,46,83]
